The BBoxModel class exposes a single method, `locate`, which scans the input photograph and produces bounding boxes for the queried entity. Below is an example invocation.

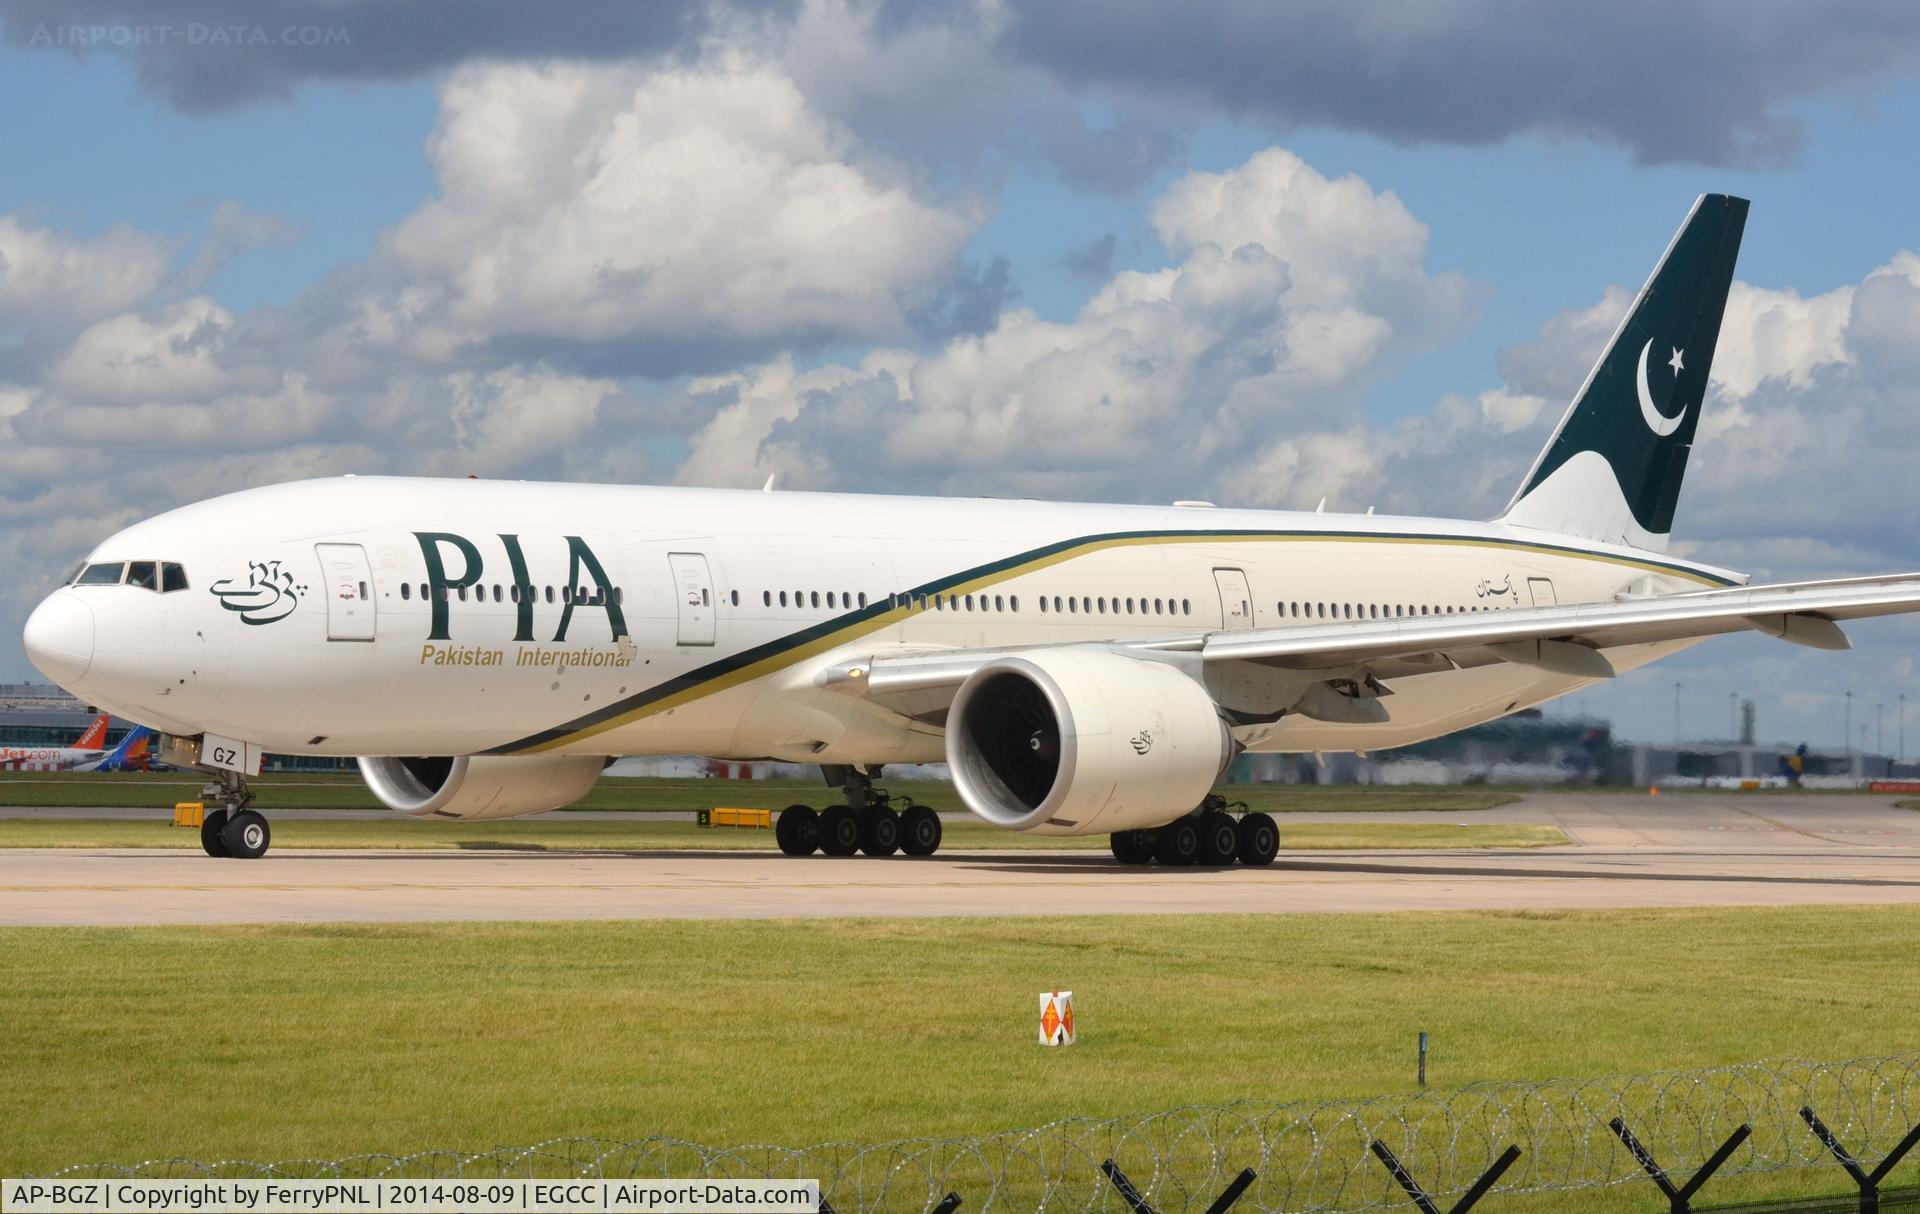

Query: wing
[821,573,1920,725]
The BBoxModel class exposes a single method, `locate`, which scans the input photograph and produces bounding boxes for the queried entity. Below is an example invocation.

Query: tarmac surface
[2,793,1918,925]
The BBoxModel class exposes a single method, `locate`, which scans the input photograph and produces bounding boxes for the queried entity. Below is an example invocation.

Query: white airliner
[21,194,1920,863]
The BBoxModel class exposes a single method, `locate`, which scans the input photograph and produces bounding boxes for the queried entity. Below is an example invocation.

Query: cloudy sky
[4,0,1920,750]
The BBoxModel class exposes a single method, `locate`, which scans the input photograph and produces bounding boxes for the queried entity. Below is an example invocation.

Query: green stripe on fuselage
[487,527,1735,754]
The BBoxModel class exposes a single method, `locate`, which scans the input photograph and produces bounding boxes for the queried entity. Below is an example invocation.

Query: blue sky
[3,3,1920,747]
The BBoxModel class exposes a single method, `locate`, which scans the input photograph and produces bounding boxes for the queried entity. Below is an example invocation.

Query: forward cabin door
[316,543,376,641]
[1212,567,1255,630]
[667,552,716,645]
[1527,577,1558,608]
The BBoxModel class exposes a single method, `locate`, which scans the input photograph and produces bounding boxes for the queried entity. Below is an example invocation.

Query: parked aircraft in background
[23,195,1920,863]
[0,715,153,771]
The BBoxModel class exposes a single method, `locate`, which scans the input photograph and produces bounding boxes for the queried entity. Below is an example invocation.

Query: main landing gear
[198,769,272,860]
[1109,794,1279,868]
[775,766,942,858]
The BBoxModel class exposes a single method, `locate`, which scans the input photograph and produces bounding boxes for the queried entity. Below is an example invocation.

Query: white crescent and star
[1636,338,1688,437]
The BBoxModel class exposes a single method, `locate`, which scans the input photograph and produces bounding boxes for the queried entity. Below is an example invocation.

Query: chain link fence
[53,1052,1920,1211]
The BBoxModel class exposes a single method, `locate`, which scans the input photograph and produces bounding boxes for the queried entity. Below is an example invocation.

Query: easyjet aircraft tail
[1500,193,1748,552]
[72,712,108,750]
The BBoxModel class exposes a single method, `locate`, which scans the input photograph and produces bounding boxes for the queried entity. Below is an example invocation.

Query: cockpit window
[127,561,159,590]
[64,562,85,585]
[76,562,126,585]
[161,563,188,593]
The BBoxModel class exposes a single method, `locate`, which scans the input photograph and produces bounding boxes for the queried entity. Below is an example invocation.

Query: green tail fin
[1501,194,1748,550]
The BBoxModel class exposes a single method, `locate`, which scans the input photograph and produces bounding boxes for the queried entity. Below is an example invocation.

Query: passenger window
[730,590,739,606]
[360,581,370,600]
[827,592,837,609]
[858,592,867,608]
[701,588,710,606]
[77,562,126,585]
[810,591,819,608]
[995,594,1004,611]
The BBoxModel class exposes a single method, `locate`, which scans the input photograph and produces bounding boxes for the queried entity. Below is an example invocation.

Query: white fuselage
[26,476,1741,764]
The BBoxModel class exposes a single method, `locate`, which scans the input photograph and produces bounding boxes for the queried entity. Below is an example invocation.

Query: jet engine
[358,754,608,820]
[945,648,1232,835]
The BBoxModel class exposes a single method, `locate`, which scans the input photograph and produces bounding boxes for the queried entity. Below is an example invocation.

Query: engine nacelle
[946,648,1231,836]
[359,754,607,820]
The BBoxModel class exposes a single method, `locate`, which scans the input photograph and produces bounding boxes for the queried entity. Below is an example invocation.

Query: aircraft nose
[23,591,95,687]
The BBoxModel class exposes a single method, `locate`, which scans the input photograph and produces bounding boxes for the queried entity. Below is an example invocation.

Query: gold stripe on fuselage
[499,528,1731,754]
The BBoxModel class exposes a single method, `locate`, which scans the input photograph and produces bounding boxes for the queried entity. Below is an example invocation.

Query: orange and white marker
[1039,990,1076,1046]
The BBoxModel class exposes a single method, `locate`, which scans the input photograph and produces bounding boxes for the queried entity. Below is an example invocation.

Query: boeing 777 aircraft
[21,195,1920,863]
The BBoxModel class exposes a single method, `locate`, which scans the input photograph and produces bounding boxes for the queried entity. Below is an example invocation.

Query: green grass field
[3,905,1917,1208]
[0,816,1566,851]
[0,770,1522,813]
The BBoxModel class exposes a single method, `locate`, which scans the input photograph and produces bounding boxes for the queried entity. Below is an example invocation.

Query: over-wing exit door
[667,552,716,645]
[1213,567,1255,630]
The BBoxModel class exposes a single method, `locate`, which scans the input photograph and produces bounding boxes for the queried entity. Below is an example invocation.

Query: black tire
[1109,830,1152,864]
[200,808,230,858]
[1154,818,1201,866]
[775,805,819,856]
[221,809,270,860]
[1238,812,1279,867]
[818,805,861,856]
[858,807,901,856]
[900,804,942,856]
[1198,811,1239,866]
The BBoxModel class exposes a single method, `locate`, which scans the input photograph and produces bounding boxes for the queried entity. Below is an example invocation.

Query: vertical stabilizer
[1500,194,1748,550]
[73,713,108,750]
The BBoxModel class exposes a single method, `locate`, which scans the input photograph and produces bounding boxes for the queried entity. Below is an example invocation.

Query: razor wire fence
[51,1051,1920,1212]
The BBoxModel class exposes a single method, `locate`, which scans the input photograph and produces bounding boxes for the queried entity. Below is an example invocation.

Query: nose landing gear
[197,769,271,859]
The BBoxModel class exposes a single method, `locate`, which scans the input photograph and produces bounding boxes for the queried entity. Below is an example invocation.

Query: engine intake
[359,754,607,820]
[946,649,1231,836]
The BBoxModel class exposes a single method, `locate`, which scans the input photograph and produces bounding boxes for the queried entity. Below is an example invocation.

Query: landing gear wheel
[818,805,861,856]
[220,809,270,860]
[858,807,901,856]
[1154,818,1200,866]
[1237,812,1279,867]
[775,805,819,856]
[900,804,942,856]
[200,808,230,858]
[1198,811,1239,866]
[1109,829,1153,864]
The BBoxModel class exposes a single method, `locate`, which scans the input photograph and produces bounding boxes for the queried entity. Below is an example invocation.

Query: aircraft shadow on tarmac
[235,847,1920,890]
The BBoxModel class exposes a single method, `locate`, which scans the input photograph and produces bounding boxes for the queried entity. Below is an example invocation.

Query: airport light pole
[1674,681,1682,743]
[1877,702,1884,756]
[1901,693,1907,764]
[1730,691,1737,739]
[1844,690,1853,756]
